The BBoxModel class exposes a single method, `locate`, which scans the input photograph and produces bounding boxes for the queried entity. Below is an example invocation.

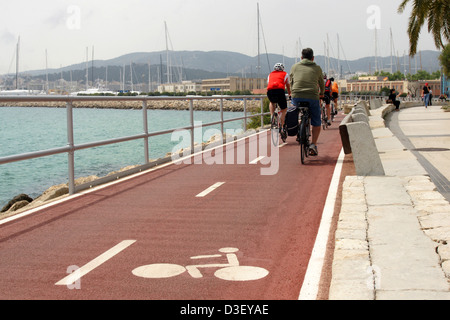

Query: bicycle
[270,103,286,146]
[297,101,312,164]
[132,247,269,281]
[321,99,329,130]
[330,100,336,122]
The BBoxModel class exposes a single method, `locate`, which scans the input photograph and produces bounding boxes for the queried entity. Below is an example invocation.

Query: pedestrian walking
[423,83,431,108]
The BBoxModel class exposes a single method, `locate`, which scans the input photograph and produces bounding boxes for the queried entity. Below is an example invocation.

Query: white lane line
[55,240,136,286]
[196,182,225,198]
[250,156,265,164]
[298,149,345,300]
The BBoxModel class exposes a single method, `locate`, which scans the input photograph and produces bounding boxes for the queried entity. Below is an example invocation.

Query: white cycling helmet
[274,63,285,71]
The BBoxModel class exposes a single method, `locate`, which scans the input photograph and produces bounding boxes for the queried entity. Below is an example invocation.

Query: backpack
[325,79,332,92]
[285,105,300,136]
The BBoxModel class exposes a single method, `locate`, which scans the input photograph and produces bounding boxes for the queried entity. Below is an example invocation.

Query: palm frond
[397,0,410,13]
[427,0,450,50]
[399,0,449,55]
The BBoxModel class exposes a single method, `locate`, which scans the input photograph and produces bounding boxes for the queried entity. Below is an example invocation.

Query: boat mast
[299,37,303,61]
[337,34,340,79]
[122,64,125,91]
[45,49,49,93]
[257,3,260,79]
[374,28,378,73]
[160,54,163,85]
[130,61,133,92]
[390,28,393,74]
[85,47,89,90]
[16,36,20,89]
[327,34,330,76]
[91,45,94,88]
[165,21,170,84]
[148,59,151,92]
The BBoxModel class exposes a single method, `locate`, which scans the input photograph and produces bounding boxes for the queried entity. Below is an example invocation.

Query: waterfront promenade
[0,100,449,301]
[0,113,344,300]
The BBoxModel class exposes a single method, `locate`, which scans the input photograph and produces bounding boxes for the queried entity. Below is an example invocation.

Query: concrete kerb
[369,98,382,110]
[329,101,450,300]
[352,102,370,123]
[351,112,369,124]
[346,122,385,176]
[339,100,385,176]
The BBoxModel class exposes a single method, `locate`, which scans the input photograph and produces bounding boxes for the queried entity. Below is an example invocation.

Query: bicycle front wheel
[214,266,269,281]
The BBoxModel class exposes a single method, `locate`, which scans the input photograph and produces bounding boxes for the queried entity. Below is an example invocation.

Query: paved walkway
[329,104,450,300]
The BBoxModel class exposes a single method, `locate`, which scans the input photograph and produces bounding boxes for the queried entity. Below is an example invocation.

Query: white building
[158,81,202,94]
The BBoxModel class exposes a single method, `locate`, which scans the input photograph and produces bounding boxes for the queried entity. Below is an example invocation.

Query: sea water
[0,107,245,207]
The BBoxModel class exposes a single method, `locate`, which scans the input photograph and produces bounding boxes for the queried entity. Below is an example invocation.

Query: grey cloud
[0,29,16,44]
[44,9,67,29]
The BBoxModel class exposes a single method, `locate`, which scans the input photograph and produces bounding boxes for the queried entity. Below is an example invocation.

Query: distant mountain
[337,50,441,75]
[17,49,443,82]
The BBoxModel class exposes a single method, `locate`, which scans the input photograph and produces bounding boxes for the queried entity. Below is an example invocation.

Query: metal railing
[0,95,267,196]
[339,94,423,104]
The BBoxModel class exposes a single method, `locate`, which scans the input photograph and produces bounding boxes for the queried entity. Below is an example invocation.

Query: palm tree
[398,0,450,55]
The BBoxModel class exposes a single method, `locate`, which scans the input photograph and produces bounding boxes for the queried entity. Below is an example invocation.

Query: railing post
[142,100,149,164]
[220,98,224,138]
[243,98,247,131]
[260,98,264,128]
[66,101,75,195]
[189,99,194,154]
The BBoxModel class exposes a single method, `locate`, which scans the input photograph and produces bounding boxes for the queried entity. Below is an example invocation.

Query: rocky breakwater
[0,98,261,112]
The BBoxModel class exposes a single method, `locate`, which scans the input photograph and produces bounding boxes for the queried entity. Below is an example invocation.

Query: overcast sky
[0,0,439,74]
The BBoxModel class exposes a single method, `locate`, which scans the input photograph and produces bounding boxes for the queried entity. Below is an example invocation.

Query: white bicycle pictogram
[132,247,269,281]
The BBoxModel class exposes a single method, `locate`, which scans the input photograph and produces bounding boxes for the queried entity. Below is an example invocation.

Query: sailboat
[70,46,117,96]
[0,36,40,95]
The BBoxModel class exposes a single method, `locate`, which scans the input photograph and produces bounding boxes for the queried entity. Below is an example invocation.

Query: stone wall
[0,99,262,112]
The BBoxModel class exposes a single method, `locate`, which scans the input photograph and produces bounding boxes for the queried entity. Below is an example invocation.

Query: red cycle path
[0,117,343,300]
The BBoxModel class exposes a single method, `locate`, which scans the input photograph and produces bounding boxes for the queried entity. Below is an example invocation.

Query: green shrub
[247,98,271,129]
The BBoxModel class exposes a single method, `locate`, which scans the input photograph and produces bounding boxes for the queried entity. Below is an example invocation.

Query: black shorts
[332,92,338,100]
[322,92,331,104]
[267,89,288,110]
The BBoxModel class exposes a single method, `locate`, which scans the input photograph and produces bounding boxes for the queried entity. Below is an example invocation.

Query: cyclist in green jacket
[289,48,325,156]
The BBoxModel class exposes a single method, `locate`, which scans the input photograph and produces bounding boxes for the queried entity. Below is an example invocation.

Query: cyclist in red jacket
[267,63,291,139]
[323,75,332,126]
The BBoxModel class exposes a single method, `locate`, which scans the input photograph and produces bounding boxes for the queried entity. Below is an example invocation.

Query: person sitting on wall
[388,89,401,111]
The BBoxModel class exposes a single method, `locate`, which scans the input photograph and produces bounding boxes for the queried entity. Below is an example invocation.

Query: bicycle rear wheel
[271,112,279,146]
[322,107,328,130]
[300,141,306,164]
[299,121,307,164]
[331,102,335,122]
